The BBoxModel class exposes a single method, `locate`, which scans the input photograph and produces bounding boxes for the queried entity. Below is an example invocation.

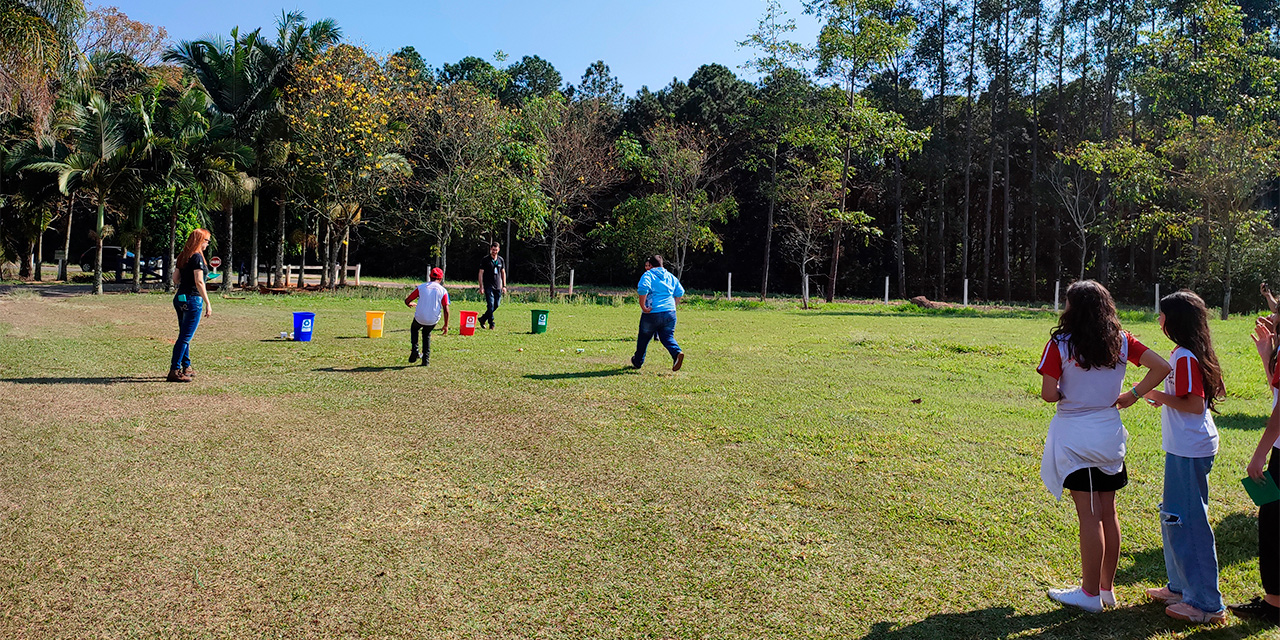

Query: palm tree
[0,0,85,131]
[30,93,141,294]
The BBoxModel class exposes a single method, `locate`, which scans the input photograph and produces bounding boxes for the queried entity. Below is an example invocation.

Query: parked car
[79,246,134,276]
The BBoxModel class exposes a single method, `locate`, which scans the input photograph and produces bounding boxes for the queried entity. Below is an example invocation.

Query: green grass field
[1,288,1277,639]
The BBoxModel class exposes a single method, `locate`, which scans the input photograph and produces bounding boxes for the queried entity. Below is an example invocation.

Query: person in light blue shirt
[631,255,685,371]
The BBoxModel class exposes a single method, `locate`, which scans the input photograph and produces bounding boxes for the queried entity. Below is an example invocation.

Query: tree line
[2,0,1279,314]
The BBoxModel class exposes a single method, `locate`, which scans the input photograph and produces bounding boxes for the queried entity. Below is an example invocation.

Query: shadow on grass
[524,367,634,381]
[859,604,1257,639]
[313,365,416,373]
[1217,412,1266,431]
[0,375,162,385]
[1116,512,1260,587]
[575,337,633,342]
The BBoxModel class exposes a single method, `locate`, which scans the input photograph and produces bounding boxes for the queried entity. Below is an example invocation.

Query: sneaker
[630,357,642,370]
[1049,586,1103,613]
[1166,602,1227,624]
[1229,597,1280,624]
[1100,590,1116,609]
[672,352,684,372]
[166,369,191,383]
[408,350,419,364]
[1146,586,1183,604]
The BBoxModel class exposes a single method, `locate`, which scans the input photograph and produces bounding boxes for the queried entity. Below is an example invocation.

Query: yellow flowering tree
[285,44,408,288]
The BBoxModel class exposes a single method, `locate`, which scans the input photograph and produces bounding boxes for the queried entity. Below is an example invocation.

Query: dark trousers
[1263,448,1280,596]
[170,295,203,370]
[479,288,502,326]
[410,320,437,363]
[631,311,680,367]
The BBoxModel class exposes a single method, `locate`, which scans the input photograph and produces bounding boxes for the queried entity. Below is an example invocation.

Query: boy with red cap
[404,268,450,366]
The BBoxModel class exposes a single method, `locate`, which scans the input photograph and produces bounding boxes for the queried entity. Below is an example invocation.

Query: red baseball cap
[430,267,444,280]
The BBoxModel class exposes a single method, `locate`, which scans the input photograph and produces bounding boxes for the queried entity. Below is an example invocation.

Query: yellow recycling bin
[365,311,386,338]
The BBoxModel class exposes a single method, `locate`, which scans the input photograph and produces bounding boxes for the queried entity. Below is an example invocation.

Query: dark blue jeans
[170,294,203,370]
[479,288,502,326]
[632,311,680,367]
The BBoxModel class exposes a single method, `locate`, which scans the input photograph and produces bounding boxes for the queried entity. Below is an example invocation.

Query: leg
[1095,491,1121,593]
[170,298,186,371]
[656,311,682,360]
[479,290,495,326]
[1071,489,1106,595]
[409,319,422,362]
[421,323,436,365]
[1163,454,1223,613]
[180,299,202,369]
[490,289,502,327]
[1263,450,1280,605]
[171,298,201,371]
[632,313,657,368]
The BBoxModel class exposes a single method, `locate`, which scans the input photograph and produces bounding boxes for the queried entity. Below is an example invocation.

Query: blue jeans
[170,294,203,371]
[479,288,502,326]
[1161,453,1224,613]
[632,311,680,367]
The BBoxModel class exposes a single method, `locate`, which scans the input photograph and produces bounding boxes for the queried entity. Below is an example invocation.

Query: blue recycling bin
[292,312,315,342]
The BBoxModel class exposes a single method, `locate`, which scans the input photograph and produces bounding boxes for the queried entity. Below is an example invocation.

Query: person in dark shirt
[168,228,213,382]
[477,242,506,330]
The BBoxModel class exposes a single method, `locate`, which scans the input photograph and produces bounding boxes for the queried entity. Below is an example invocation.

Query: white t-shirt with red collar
[408,281,449,325]
[1160,346,1219,458]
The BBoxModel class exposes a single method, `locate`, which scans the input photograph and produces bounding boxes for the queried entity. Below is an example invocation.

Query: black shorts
[1063,464,1128,493]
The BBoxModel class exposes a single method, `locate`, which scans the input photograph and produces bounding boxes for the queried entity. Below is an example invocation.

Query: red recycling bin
[459,310,478,336]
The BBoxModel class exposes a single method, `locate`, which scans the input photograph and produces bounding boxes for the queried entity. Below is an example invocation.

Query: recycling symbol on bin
[301,319,313,331]
[538,316,546,325]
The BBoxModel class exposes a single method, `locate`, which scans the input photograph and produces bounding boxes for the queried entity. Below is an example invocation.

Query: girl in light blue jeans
[1141,291,1226,624]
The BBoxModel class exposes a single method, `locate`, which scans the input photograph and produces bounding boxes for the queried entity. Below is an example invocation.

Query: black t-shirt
[177,253,206,295]
[481,256,505,289]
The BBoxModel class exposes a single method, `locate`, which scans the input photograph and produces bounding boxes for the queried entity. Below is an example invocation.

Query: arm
[1041,374,1062,403]
[639,293,650,313]
[1255,316,1276,378]
[1116,348,1172,408]
[1263,283,1278,314]
[478,269,485,294]
[439,298,449,333]
[1143,389,1205,414]
[1250,404,1280,480]
[194,270,212,317]
[405,288,420,307]
[499,267,505,292]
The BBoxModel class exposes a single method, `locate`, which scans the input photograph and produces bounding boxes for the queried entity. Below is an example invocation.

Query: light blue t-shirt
[637,267,685,313]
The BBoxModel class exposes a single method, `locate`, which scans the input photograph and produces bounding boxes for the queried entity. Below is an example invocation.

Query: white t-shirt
[1160,347,1219,458]
[413,282,449,325]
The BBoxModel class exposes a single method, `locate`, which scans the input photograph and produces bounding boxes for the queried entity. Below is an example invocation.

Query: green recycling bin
[531,309,549,334]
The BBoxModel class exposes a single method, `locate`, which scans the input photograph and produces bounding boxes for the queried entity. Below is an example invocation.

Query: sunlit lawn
[0,287,1277,639]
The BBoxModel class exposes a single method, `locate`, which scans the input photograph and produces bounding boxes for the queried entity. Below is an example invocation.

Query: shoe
[1146,586,1183,604]
[181,366,196,379]
[672,352,684,372]
[166,369,191,383]
[408,350,419,364]
[1049,586,1103,613]
[630,357,642,370]
[1100,590,1116,609]
[489,320,495,330]
[1166,602,1227,624]
[1229,597,1280,624]
[420,358,429,367]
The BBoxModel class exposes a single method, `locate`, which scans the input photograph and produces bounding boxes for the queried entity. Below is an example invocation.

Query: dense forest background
[4,0,1280,313]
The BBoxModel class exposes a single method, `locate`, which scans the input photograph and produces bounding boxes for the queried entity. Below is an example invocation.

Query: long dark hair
[1160,290,1224,410]
[1051,280,1123,370]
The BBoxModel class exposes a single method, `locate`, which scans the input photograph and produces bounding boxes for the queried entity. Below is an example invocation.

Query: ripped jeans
[1160,453,1223,613]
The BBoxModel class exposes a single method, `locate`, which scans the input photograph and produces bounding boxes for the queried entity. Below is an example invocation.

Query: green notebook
[1241,471,1280,506]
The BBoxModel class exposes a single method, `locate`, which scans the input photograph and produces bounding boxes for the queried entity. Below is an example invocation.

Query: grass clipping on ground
[0,292,1274,639]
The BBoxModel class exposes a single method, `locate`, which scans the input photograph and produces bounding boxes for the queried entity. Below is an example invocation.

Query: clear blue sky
[115,0,820,95]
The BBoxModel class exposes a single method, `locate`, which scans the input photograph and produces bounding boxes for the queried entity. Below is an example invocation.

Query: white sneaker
[1100,590,1116,609]
[1049,586,1103,613]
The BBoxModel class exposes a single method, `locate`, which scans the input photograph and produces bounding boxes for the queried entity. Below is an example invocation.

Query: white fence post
[355,263,361,287]
[1155,283,1160,315]
[1054,280,1061,313]
[884,276,890,304]
[727,272,732,300]
[569,269,574,295]
[285,264,292,286]
[963,279,969,307]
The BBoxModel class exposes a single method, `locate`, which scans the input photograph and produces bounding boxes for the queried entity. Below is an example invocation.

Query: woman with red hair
[169,229,213,382]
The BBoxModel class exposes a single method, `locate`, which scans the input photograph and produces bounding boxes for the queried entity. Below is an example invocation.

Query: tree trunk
[828,69,858,303]
[548,217,558,296]
[94,201,105,295]
[761,143,777,299]
[297,212,308,289]
[894,153,906,298]
[962,0,977,285]
[339,226,350,287]
[61,193,74,281]
[320,220,331,289]
[274,196,285,288]
[1002,133,1012,303]
[21,239,34,279]
[131,203,143,294]
[982,131,996,299]
[801,265,809,310]
[34,227,43,281]
[1222,219,1233,320]
[250,193,260,288]
[166,188,180,293]
[223,202,234,293]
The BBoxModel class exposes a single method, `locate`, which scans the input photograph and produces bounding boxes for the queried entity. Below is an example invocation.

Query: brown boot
[182,366,196,379]
[167,369,191,383]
